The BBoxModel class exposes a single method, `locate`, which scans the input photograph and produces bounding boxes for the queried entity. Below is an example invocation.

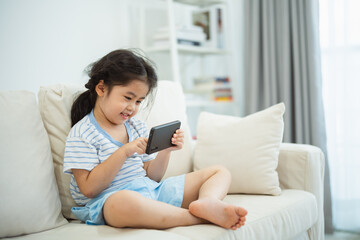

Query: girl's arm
[144,129,184,182]
[72,137,148,198]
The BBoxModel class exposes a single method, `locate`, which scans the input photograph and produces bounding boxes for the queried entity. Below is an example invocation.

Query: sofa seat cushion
[3,221,190,240]
[166,189,317,240]
[5,190,317,240]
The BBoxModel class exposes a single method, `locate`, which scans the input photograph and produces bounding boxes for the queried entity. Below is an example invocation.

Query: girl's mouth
[120,113,131,120]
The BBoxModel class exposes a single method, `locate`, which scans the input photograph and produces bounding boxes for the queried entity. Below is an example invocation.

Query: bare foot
[188,198,247,230]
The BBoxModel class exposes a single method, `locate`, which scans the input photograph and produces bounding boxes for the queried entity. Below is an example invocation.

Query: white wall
[0,0,141,94]
[0,0,244,129]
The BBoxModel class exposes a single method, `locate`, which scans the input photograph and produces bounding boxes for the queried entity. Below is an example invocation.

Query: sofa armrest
[277,143,325,240]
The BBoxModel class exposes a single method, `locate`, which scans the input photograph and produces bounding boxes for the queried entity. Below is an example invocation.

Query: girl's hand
[167,129,185,152]
[122,137,148,157]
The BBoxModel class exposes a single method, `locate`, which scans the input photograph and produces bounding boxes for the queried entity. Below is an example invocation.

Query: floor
[325,231,360,240]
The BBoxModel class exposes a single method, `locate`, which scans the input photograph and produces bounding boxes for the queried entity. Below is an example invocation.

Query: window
[319,0,360,232]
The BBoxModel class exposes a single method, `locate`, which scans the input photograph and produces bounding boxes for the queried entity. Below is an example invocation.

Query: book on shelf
[192,4,225,49]
[213,77,232,101]
[190,76,233,102]
[152,39,202,47]
[152,25,206,47]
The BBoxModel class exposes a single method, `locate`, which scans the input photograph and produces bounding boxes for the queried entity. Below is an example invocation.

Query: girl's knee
[104,190,143,226]
[211,165,232,181]
[106,190,141,210]
[210,164,231,174]
[194,165,231,183]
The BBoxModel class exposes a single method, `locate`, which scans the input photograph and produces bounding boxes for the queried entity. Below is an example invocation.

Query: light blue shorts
[72,174,185,225]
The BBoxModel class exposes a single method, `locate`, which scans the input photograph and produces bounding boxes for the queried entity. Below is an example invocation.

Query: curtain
[242,0,333,234]
[319,0,360,233]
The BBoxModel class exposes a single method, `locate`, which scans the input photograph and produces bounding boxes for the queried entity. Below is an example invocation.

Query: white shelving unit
[140,0,238,135]
[146,45,227,54]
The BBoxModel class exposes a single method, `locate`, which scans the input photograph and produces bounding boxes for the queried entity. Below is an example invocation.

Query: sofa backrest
[38,80,193,219]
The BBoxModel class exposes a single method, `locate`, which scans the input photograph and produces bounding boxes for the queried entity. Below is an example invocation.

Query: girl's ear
[95,80,106,97]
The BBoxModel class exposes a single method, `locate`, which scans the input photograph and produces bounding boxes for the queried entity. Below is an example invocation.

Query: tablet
[145,120,181,154]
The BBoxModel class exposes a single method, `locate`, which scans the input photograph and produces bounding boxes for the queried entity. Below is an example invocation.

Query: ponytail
[71,89,97,127]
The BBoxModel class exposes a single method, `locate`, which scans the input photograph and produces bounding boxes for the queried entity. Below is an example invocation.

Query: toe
[236,207,248,217]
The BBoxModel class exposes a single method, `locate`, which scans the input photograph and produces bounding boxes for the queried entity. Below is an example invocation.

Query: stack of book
[191,76,233,102]
[152,25,206,47]
[213,77,232,101]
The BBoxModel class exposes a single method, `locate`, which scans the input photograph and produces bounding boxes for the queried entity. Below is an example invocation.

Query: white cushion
[0,91,67,237]
[137,81,193,179]
[194,103,285,195]
[166,190,317,239]
[1,221,190,240]
[1,191,317,240]
[38,84,85,219]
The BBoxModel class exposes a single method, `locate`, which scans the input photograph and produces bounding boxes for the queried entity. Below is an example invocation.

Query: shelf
[146,45,227,54]
[174,0,226,6]
[185,99,234,108]
[142,0,236,135]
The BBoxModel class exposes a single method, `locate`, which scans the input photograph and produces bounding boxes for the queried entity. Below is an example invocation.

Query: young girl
[63,49,247,230]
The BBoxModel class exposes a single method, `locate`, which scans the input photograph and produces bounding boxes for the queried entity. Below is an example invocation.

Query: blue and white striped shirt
[63,111,156,205]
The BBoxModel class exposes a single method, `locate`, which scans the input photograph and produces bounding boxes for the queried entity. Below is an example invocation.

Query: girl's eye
[125,96,131,101]
[136,101,142,105]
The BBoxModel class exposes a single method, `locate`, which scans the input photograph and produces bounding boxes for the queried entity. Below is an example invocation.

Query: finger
[172,135,183,143]
[173,138,184,146]
[175,130,184,137]
[137,142,147,152]
[139,137,147,145]
[173,135,184,141]
[173,134,184,143]
[176,129,184,134]
[137,139,147,149]
[176,142,183,148]
[176,130,184,137]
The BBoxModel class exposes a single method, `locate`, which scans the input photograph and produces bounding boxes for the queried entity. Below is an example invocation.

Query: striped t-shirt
[63,110,156,205]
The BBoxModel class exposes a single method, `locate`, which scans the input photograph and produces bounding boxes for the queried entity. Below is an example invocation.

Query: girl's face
[95,79,149,126]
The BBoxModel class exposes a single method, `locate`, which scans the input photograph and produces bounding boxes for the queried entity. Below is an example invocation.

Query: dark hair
[71,49,158,127]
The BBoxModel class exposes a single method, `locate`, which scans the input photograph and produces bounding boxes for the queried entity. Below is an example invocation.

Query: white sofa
[0,81,325,240]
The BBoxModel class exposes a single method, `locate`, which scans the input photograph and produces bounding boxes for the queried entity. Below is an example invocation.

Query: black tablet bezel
[145,120,181,154]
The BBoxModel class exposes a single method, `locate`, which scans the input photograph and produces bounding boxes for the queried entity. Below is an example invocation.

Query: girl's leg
[181,165,231,208]
[182,165,247,230]
[103,190,206,229]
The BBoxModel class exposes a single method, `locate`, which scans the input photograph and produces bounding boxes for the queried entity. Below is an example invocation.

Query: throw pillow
[38,84,85,219]
[136,80,193,179]
[0,91,67,238]
[193,103,285,195]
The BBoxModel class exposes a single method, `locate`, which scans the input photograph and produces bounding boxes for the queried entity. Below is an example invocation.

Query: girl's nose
[126,102,135,111]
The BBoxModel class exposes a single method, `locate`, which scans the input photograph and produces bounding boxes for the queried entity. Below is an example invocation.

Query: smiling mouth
[121,113,131,119]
